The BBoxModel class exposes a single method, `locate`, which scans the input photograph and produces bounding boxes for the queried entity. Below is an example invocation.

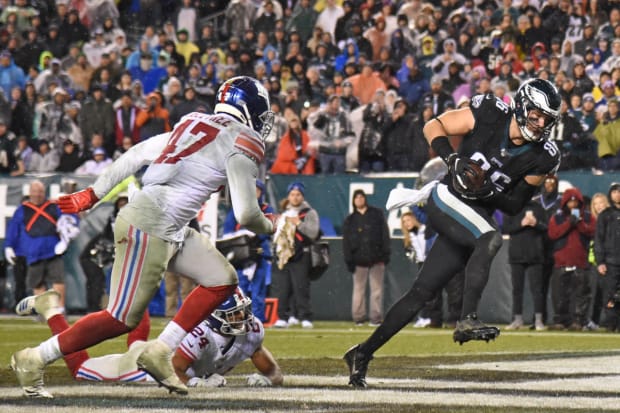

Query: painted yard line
[440,354,620,374]
[2,383,620,410]
[281,374,620,393]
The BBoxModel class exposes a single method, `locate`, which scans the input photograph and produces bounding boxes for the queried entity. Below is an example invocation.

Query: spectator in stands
[75,147,112,175]
[397,55,428,112]
[421,75,454,117]
[272,182,320,329]
[129,51,165,94]
[343,189,390,326]
[174,28,199,67]
[97,68,120,102]
[503,201,549,331]
[571,60,595,97]
[66,53,94,93]
[309,94,354,174]
[431,38,467,79]
[83,28,111,69]
[59,8,90,49]
[548,187,596,330]
[363,15,389,61]
[79,83,115,155]
[10,136,31,176]
[594,97,620,171]
[56,140,81,173]
[346,61,385,105]
[383,97,415,171]
[549,97,596,170]
[136,91,170,141]
[29,140,59,172]
[0,116,16,173]
[91,52,121,86]
[0,49,24,100]
[358,89,387,172]
[33,86,72,151]
[35,58,74,96]
[285,0,317,44]
[271,114,315,175]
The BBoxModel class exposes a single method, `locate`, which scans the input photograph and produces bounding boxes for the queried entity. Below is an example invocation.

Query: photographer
[79,195,128,313]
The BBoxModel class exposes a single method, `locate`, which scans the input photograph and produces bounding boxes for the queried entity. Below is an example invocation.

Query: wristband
[430,136,454,161]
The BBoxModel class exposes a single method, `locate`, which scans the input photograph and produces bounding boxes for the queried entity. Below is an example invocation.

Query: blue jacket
[0,58,25,100]
[4,201,62,265]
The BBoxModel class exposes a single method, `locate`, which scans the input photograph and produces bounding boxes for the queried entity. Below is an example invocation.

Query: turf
[2,317,620,412]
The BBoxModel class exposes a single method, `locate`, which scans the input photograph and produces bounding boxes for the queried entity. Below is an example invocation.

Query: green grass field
[2,316,620,412]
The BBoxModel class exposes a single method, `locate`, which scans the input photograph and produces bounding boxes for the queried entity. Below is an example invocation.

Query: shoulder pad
[233,132,265,164]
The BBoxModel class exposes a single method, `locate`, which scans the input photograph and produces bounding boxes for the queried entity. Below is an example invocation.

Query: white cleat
[15,290,61,320]
[136,340,188,395]
[10,347,52,399]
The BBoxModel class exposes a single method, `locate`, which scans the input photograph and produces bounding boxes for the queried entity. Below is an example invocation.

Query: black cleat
[343,344,373,388]
[453,313,500,345]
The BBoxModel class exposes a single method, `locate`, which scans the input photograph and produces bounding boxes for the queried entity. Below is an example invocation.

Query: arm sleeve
[487,179,538,216]
[226,153,273,234]
[91,132,170,198]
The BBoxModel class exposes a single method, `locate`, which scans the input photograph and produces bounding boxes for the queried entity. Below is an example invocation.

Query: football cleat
[343,344,373,389]
[136,339,188,395]
[15,290,61,320]
[10,347,52,398]
[453,313,500,345]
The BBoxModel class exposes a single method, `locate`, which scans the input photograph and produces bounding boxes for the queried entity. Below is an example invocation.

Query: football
[463,160,487,190]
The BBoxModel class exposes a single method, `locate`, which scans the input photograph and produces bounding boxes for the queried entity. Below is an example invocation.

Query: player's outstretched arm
[226,153,276,234]
[171,351,192,384]
[90,132,171,200]
[249,345,283,386]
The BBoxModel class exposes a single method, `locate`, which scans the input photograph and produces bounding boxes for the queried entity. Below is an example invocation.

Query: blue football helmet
[207,288,254,336]
[512,78,561,142]
[214,76,274,140]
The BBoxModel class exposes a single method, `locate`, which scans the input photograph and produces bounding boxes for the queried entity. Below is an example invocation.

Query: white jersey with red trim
[91,111,272,242]
[179,319,264,378]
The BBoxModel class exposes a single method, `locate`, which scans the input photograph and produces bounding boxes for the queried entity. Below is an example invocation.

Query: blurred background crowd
[0,0,618,178]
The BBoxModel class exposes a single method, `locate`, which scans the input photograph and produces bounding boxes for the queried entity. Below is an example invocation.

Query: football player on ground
[16,289,282,388]
[345,79,562,388]
[11,76,278,398]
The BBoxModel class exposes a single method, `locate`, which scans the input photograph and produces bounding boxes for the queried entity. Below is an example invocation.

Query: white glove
[54,240,68,255]
[187,374,227,388]
[247,373,272,387]
[4,247,16,265]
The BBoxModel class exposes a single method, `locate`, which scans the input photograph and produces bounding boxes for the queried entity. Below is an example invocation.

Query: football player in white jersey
[15,288,282,388]
[11,76,279,398]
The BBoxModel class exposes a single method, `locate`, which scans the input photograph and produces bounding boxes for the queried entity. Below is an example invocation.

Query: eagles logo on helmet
[207,288,254,336]
[512,78,561,142]
[214,76,274,140]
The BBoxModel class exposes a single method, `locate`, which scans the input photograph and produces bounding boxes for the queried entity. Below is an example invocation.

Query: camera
[89,238,115,268]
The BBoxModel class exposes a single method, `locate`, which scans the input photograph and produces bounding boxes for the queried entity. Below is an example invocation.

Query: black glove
[446,154,477,190]
[568,214,579,225]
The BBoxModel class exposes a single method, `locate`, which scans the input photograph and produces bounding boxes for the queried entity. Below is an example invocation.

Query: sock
[39,336,61,364]
[58,310,130,355]
[127,309,150,348]
[535,313,544,324]
[158,321,187,350]
[514,314,523,324]
[161,285,236,348]
[46,314,90,377]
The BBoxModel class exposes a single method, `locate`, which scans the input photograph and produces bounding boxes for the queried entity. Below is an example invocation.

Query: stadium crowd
[0,0,618,176]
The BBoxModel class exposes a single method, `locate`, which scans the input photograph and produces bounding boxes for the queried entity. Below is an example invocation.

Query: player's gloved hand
[4,247,16,265]
[446,154,477,191]
[247,373,272,387]
[187,374,227,388]
[264,213,279,233]
[57,187,99,214]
